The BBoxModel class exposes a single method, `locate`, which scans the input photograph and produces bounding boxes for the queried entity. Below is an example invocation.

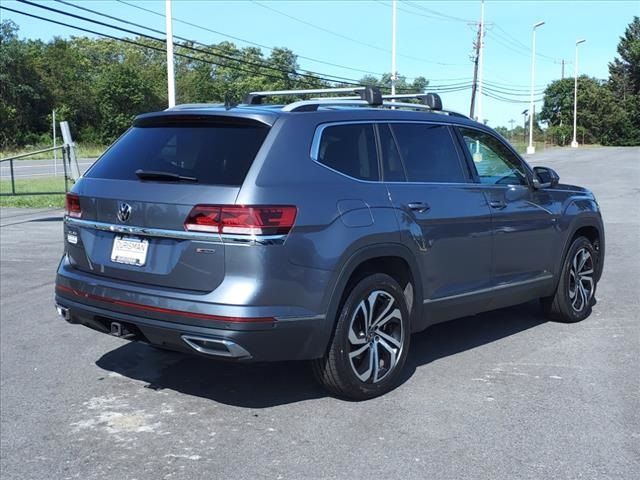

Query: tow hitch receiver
[110,321,136,339]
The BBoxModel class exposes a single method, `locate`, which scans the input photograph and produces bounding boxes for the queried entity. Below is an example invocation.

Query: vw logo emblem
[117,202,132,223]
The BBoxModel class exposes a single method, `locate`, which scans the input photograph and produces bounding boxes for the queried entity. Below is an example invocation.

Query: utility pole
[391,0,397,98]
[165,0,176,108]
[476,0,485,122]
[470,23,481,119]
[554,59,571,80]
[508,118,515,139]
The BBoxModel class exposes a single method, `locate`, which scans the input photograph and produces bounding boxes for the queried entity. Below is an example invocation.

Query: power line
[6,2,471,97]
[17,0,367,87]
[4,3,549,108]
[114,0,537,91]
[489,27,557,62]
[402,0,473,23]
[56,0,363,81]
[113,0,390,78]
[250,0,458,66]
[2,5,340,89]
[38,0,478,91]
[494,24,557,61]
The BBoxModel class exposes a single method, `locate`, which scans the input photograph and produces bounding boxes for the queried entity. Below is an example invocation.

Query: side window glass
[390,123,467,183]
[379,124,407,181]
[459,128,528,185]
[318,124,379,181]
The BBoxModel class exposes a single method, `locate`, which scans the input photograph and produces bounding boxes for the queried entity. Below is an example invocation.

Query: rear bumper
[55,294,328,361]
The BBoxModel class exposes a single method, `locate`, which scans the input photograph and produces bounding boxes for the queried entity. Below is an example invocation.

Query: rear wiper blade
[135,169,198,182]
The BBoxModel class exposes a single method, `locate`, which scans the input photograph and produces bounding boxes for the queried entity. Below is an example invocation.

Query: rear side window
[389,123,466,183]
[86,119,269,186]
[317,124,379,181]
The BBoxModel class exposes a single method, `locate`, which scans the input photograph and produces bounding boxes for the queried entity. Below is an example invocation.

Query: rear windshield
[86,120,270,185]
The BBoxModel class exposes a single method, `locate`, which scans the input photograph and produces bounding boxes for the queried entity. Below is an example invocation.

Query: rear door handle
[407,202,430,213]
[489,200,507,210]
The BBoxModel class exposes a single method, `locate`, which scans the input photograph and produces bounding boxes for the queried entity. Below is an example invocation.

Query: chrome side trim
[64,217,286,245]
[423,274,553,304]
[181,335,252,359]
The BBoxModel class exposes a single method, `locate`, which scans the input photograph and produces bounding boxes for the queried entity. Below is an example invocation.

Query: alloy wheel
[568,247,594,313]
[347,290,404,383]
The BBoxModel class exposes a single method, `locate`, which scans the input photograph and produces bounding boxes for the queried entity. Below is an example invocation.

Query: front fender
[554,198,605,283]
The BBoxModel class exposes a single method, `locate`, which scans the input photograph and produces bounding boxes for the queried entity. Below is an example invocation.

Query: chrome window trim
[64,217,286,246]
[310,120,474,186]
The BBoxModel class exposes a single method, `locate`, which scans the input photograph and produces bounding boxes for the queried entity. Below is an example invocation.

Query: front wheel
[312,273,410,400]
[541,236,598,323]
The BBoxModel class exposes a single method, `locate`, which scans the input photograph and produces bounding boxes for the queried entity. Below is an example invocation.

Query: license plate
[110,235,149,266]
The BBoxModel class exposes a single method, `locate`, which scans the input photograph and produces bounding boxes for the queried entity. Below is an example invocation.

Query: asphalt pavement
[1,147,638,480]
[0,158,95,179]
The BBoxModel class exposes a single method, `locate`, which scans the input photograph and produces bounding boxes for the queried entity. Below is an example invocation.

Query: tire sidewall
[332,273,411,399]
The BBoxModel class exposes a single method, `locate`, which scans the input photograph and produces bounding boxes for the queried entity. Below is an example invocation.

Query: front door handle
[489,200,507,210]
[407,202,430,213]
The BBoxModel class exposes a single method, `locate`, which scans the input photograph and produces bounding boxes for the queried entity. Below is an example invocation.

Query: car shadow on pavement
[96,301,547,408]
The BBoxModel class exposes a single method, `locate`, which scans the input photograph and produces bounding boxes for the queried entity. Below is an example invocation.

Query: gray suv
[55,87,605,399]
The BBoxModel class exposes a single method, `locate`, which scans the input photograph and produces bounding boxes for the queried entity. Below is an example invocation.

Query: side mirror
[532,166,560,189]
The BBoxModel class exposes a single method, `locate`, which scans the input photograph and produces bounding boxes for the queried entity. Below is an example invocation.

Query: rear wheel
[541,236,597,323]
[312,273,410,400]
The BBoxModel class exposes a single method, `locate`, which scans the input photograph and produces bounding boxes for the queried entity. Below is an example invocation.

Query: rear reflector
[65,193,82,218]
[184,205,297,235]
[55,284,275,324]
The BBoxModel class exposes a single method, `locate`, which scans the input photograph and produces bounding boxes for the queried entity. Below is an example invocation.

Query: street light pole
[391,0,397,98]
[527,21,545,155]
[571,39,586,148]
[165,0,176,108]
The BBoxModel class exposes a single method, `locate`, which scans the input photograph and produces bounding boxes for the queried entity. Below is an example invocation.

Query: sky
[2,0,639,127]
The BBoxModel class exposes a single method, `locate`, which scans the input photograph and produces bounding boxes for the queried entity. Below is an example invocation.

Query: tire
[312,273,411,400]
[541,236,598,323]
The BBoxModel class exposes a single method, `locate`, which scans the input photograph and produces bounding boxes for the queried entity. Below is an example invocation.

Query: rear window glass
[390,123,466,183]
[317,124,379,181]
[86,121,269,185]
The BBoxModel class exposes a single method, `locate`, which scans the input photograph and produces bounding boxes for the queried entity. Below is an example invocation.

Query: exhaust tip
[55,304,71,321]
[181,335,251,359]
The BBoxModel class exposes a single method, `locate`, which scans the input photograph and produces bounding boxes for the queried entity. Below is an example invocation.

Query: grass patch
[0,142,106,161]
[0,176,67,208]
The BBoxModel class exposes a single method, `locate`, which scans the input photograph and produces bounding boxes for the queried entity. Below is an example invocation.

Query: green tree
[0,20,52,147]
[94,63,163,143]
[609,16,640,98]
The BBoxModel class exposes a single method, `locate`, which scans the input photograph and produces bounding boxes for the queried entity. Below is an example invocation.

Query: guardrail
[0,145,72,196]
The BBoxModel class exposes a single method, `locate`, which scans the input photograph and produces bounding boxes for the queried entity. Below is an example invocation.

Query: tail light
[184,205,297,236]
[65,193,82,218]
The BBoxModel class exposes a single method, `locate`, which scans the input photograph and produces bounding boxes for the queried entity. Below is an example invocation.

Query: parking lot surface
[1,147,638,480]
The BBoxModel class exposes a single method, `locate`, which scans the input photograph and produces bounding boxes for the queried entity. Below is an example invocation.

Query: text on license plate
[110,236,149,266]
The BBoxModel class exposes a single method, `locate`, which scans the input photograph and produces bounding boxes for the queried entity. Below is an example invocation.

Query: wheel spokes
[569,247,595,312]
[347,289,404,384]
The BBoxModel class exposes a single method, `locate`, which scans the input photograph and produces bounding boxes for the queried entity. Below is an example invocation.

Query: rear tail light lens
[185,205,297,235]
[65,193,82,218]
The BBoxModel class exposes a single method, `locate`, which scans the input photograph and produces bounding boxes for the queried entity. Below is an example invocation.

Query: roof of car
[136,104,487,130]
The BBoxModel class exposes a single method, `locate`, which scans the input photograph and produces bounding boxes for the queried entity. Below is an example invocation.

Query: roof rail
[245,86,382,106]
[282,97,470,118]
[282,99,432,112]
[311,92,444,111]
